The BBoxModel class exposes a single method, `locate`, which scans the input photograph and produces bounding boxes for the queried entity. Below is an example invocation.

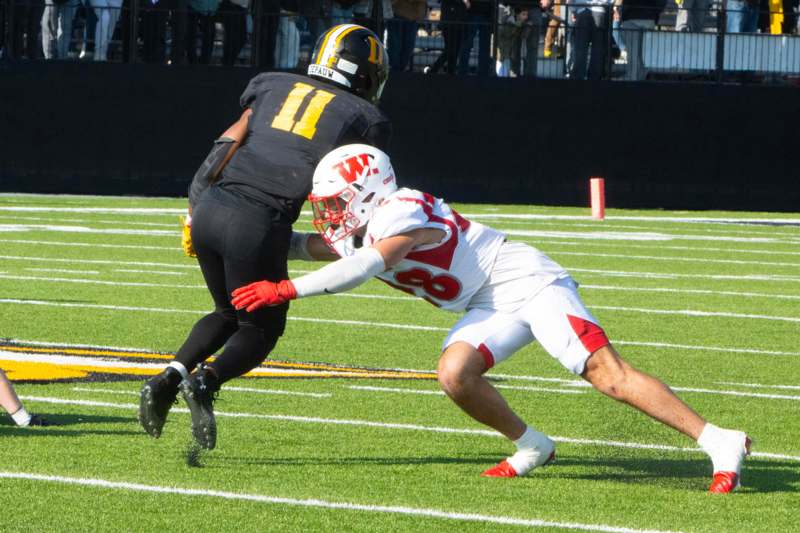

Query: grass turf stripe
[16,395,800,463]
[0,472,682,533]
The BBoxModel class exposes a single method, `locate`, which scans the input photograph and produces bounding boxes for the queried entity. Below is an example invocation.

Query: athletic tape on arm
[293,247,385,298]
[188,137,236,207]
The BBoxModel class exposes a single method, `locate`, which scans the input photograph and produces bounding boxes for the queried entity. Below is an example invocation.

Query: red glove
[231,279,297,312]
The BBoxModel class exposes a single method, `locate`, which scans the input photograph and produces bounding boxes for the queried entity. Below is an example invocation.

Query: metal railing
[1,0,798,84]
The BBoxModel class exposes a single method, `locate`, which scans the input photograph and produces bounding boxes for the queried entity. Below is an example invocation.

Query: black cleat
[181,366,219,450]
[139,368,181,438]
[27,414,50,427]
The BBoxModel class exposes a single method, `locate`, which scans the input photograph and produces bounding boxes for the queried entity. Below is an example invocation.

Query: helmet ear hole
[362,192,375,203]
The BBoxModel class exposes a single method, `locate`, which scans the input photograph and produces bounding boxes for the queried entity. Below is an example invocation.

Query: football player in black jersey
[139,24,392,450]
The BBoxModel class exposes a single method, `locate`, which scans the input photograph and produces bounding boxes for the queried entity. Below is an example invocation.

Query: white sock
[168,361,190,381]
[697,422,747,473]
[506,426,554,475]
[11,407,32,427]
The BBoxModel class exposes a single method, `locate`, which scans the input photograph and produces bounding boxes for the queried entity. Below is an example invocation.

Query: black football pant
[174,185,292,385]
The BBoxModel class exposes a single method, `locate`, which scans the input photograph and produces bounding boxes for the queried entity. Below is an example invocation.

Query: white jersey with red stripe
[360,188,506,312]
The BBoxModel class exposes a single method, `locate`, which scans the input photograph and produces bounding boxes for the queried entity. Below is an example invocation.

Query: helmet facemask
[310,145,398,249]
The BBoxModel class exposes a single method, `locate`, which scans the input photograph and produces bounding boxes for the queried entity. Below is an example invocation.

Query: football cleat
[181,366,219,450]
[708,436,752,494]
[481,450,556,478]
[138,368,181,438]
[27,414,51,427]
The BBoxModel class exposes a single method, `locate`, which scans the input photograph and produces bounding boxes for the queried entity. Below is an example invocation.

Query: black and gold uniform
[138,25,391,450]
[220,71,391,223]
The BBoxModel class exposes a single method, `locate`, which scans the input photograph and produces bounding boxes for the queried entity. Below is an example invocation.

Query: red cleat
[481,460,518,478]
[708,436,751,494]
[481,451,555,478]
[709,471,739,494]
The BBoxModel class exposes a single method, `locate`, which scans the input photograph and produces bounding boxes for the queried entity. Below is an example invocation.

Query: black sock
[208,324,277,384]
[175,311,238,371]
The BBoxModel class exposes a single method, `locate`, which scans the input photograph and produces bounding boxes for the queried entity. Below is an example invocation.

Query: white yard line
[15,395,800,463]
[0,224,176,236]
[71,386,332,398]
[716,382,800,391]
[581,284,800,301]
[0,274,205,289]
[521,239,800,257]
[0,206,185,215]
[222,386,332,398]
[550,250,800,268]
[26,268,101,275]
[8,268,800,302]
[348,385,445,396]
[0,215,176,228]
[570,267,800,283]
[3,300,799,357]
[591,305,800,324]
[114,269,187,276]
[501,229,788,245]
[0,238,179,251]
[0,472,681,533]
[0,254,197,269]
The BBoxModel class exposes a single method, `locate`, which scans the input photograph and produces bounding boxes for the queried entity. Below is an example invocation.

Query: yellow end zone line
[0,344,396,373]
[0,343,437,382]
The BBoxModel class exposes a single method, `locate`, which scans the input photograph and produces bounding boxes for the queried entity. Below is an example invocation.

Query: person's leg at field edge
[0,369,49,426]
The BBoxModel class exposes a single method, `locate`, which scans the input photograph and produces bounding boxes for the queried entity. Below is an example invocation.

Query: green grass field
[0,193,798,532]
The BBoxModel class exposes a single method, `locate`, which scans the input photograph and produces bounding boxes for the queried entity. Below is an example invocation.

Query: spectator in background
[541,0,564,57]
[7,0,44,60]
[220,0,249,65]
[674,0,708,31]
[91,0,123,60]
[496,3,540,77]
[619,0,664,79]
[42,0,79,59]
[353,0,392,32]
[423,0,467,74]
[569,0,612,79]
[457,0,492,76]
[1,369,49,427]
[299,0,325,44]
[330,0,359,24]
[727,0,759,32]
[186,0,219,63]
[78,0,98,59]
[387,0,425,71]
[253,0,280,68]
[274,0,301,68]
[140,0,170,63]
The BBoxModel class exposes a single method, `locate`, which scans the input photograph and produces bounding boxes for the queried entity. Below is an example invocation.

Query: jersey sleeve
[367,198,429,242]
[239,73,273,109]
[362,121,392,151]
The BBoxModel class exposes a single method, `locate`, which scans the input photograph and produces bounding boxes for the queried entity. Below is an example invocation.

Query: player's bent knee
[437,344,486,397]
[582,345,630,400]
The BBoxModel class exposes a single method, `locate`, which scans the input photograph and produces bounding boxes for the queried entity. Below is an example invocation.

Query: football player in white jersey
[232,144,750,493]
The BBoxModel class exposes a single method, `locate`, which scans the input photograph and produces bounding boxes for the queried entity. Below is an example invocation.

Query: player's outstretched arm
[231,229,436,312]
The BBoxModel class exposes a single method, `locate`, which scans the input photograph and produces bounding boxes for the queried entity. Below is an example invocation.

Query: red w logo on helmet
[333,154,378,183]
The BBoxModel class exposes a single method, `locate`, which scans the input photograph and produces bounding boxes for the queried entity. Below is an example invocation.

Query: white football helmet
[309,144,397,249]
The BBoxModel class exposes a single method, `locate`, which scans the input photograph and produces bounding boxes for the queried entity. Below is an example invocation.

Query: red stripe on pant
[477,343,495,371]
[566,315,610,353]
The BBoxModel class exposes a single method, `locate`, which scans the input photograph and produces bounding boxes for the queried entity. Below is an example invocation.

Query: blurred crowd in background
[1,0,798,81]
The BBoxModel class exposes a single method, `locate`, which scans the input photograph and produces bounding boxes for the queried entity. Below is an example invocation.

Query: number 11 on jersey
[271,82,336,140]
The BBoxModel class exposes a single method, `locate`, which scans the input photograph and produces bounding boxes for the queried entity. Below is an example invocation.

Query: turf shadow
[550,455,799,493]
[215,454,505,468]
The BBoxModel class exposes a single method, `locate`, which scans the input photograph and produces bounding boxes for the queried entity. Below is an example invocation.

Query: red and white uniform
[336,188,610,375]
[364,189,506,312]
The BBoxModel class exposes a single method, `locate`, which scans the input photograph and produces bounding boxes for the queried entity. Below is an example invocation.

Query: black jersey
[218,72,392,223]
